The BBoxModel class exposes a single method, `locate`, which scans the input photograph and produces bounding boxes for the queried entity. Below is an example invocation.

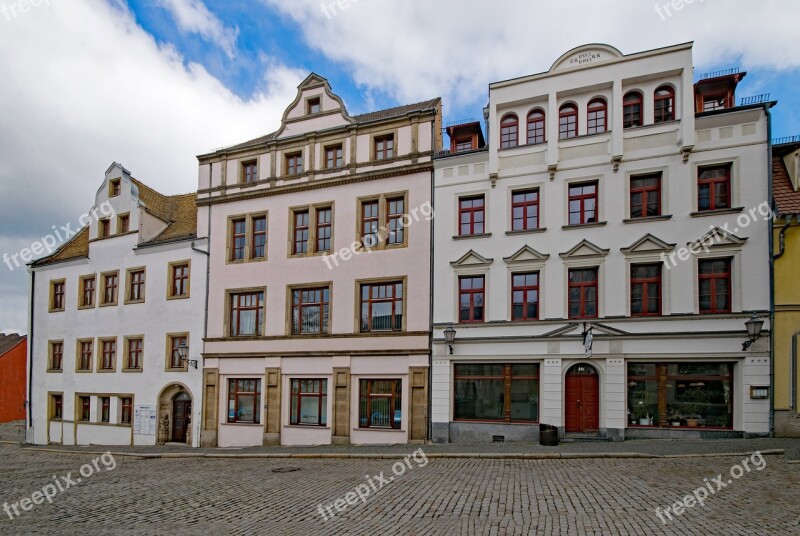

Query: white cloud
[156,0,239,59]
[264,0,800,115]
[0,0,305,331]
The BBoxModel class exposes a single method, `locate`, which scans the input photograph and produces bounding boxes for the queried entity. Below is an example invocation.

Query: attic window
[703,95,727,112]
[307,97,321,115]
[109,179,121,197]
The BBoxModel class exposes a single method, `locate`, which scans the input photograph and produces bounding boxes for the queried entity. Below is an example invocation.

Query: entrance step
[560,433,613,443]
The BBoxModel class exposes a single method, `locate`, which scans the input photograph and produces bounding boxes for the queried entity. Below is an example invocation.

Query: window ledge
[166,295,190,301]
[690,207,745,218]
[165,368,189,373]
[623,215,673,224]
[562,222,607,230]
[283,425,330,430]
[122,368,144,373]
[124,300,145,306]
[99,302,118,308]
[453,233,493,240]
[77,305,96,311]
[353,428,406,433]
[505,228,547,236]
[48,309,65,314]
[222,422,263,427]
[46,369,63,374]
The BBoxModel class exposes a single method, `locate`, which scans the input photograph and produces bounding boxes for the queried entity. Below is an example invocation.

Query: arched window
[500,114,519,148]
[654,86,675,123]
[623,91,643,128]
[587,98,607,135]
[526,109,545,145]
[559,104,578,140]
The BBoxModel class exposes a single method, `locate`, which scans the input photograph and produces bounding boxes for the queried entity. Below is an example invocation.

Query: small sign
[750,386,769,400]
[134,405,157,435]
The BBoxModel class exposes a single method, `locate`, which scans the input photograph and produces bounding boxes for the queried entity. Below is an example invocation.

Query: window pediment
[451,250,494,268]
[621,233,677,256]
[559,239,610,260]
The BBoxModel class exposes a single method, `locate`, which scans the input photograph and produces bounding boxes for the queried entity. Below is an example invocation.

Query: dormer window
[703,95,727,112]
[109,179,120,197]
[455,138,473,152]
[118,214,129,234]
[307,97,321,115]
[99,219,110,238]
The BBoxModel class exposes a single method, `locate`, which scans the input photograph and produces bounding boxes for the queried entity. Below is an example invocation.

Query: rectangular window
[315,207,332,252]
[128,269,145,302]
[118,214,129,234]
[568,268,598,319]
[511,190,539,231]
[227,379,261,423]
[699,258,732,314]
[293,210,310,254]
[109,179,121,197]
[51,280,65,311]
[325,145,343,169]
[455,138,473,152]
[230,291,265,337]
[630,174,661,218]
[102,272,118,305]
[242,161,258,184]
[99,219,110,238]
[286,152,304,175]
[698,164,731,212]
[459,275,485,323]
[101,397,110,423]
[168,335,188,369]
[454,364,540,422]
[52,394,63,419]
[291,287,330,335]
[359,379,401,429]
[703,95,727,111]
[79,396,91,422]
[568,182,598,225]
[100,339,116,371]
[631,264,662,317]
[170,262,190,298]
[307,97,321,115]
[511,273,539,321]
[361,201,379,247]
[360,281,403,332]
[627,363,733,429]
[121,398,132,424]
[78,340,93,371]
[126,338,143,370]
[290,379,327,426]
[231,218,246,261]
[252,216,268,259]
[374,135,395,160]
[459,195,485,236]
[386,197,405,245]
[50,342,63,371]
[80,276,95,308]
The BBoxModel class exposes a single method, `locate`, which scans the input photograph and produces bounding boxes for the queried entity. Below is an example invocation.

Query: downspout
[792,332,798,411]
[191,177,212,448]
[27,269,35,436]
[773,215,793,260]
[766,103,775,437]
[427,113,436,442]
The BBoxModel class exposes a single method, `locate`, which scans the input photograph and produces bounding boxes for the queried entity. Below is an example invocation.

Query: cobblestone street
[0,442,797,535]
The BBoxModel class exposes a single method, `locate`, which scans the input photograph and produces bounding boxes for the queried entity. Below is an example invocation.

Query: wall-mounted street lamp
[742,314,765,351]
[443,324,457,355]
[177,342,198,369]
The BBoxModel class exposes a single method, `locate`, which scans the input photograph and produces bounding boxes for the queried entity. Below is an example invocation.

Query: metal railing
[740,94,771,105]
[773,135,800,145]
[699,67,740,80]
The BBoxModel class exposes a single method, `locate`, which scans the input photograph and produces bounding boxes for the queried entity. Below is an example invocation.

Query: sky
[1,0,800,333]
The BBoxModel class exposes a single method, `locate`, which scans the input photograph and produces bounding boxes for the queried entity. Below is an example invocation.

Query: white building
[432,43,773,442]
[27,163,207,447]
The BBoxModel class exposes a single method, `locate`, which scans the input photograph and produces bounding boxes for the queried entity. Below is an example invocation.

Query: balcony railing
[740,94,770,106]
[699,67,740,80]
[773,135,800,145]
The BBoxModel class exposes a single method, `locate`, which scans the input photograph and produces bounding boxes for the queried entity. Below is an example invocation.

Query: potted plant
[667,410,683,427]
[680,385,710,427]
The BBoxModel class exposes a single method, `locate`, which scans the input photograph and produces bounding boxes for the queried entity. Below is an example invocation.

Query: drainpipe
[766,103,775,437]
[191,182,212,448]
[792,332,798,411]
[427,113,436,442]
[27,269,35,437]
[773,215,793,260]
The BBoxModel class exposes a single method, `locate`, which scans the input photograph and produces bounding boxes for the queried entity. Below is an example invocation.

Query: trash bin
[539,424,559,446]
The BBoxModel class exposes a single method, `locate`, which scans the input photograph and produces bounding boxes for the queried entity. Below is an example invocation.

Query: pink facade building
[196,74,441,447]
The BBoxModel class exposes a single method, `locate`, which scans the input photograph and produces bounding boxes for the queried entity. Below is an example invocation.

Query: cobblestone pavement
[0,443,798,536]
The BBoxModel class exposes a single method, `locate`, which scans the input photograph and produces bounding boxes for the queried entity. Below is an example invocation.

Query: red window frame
[286,153,303,175]
[623,91,643,128]
[511,272,539,321]
[103,274,117,304]
[361,201,379,247]
[654,86,675,123]
[171,263,189,296]
[230,292,264,337]
[511,189,539,231]
[500,114,519,148]
[375,135,394,160]
[252,216,267,259]
[293,210,310,254]
[386,197,405,245]
[315,207,332,252]
[568,182,598,225]
[79,341,92,370]
[231,218,246,261]
[290,379,327,426]
[101,340,115,370]
[169,335,187,369]
[526,109,545,145]
[631,264,662,317]
[587,98,607,135]
[360,281,404,332]
[325,145,343,169]
[568,268,599,319]
[51,342,63,370]
[459,275,485,323]
[699,259,732,314]
[121,398,132,424]
[101,397,110,423]
[630,174,662,218]
[127,338,142,369]
[53,281,65,310]
[53,395,63,419]
[455,138,473,152]
[80,396,90,421]
[698,164,731,211]
[243,161,258,183]
[291,287,330,335]
[458,195,485,236]
[453,364,540,423]
[359,379,402,429]
[227,379,261,424]
[559,104,578,139]
[129,270,145,301]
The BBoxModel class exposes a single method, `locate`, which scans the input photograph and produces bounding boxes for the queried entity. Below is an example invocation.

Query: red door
[565,364,599,433]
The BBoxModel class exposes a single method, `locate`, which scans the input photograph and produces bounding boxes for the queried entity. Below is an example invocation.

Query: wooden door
[172,393,191,442]
[565,364,599,433]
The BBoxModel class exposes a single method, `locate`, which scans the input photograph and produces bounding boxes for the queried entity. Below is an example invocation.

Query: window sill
[165,368,189,373]
[124,300,145,306]
[77,305,96,311]
[99,302,118,308]
[122,368,144,374]
[452,233,492,240]
[75,369,93,374]
[284,425,330,430]
[354,427,405,433]
[690,207,744,218]
[505,228,547,236]
[561,222,607,230]
[46,369,63,374]
[166,294,190,301]
[222,422,263,427]
[623,215,673,224]
[97,369,117,374]
[48,309,65,314]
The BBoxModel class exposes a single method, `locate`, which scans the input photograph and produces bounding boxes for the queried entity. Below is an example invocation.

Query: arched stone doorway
[565,364,599,433]
[157,383,193,445]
